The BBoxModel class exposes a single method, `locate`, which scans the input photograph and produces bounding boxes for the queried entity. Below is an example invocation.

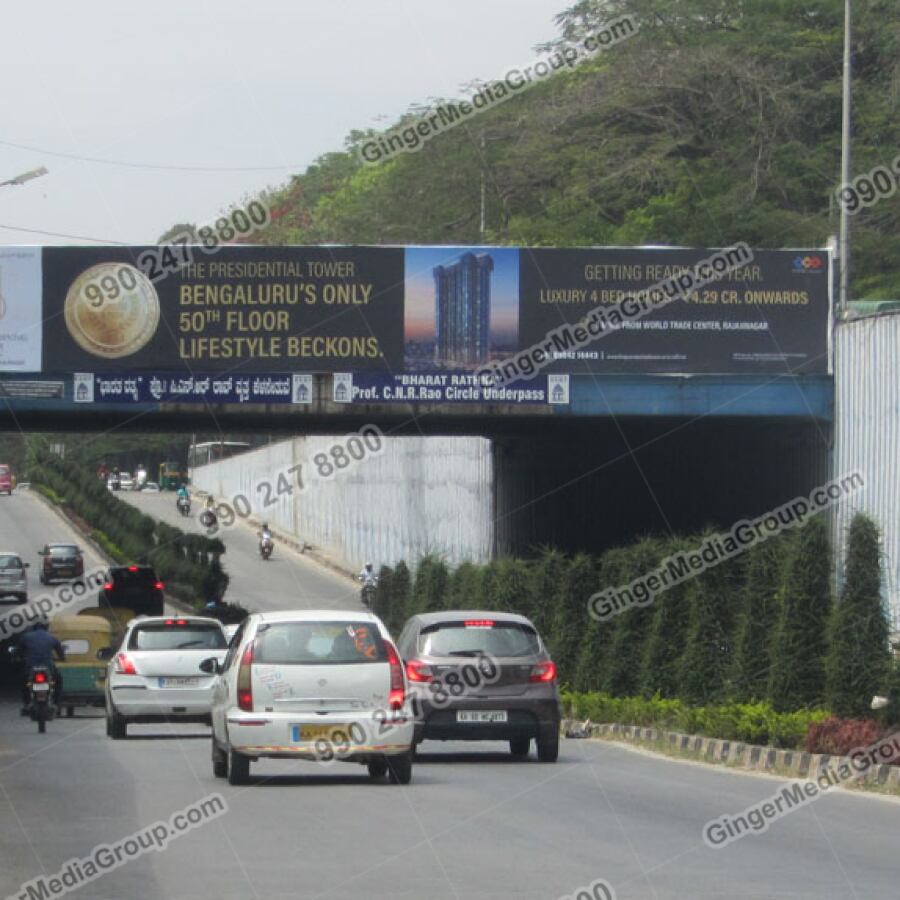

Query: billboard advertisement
[0,246,830,400]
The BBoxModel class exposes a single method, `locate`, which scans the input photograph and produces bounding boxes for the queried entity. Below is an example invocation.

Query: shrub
[804,715,890,760]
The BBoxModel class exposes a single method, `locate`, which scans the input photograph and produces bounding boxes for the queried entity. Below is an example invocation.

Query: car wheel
[536,731,559,763]
[367,757,388,779]
[108,710,127,740]
[227,750,250,785]
[509,738,530,758]
[212,740,228,778]
[387,751,412,785]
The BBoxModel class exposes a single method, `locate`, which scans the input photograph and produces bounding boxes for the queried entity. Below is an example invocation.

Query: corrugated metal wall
[834,313,900,627]
[190,436,494,570]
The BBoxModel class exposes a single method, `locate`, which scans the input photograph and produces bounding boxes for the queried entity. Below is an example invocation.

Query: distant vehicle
[158,461,187,491]
[50,614,115,717]
[205,610,414,785]
[396,611,561,762]
[38,543,84,585]
[98,565,165,617]
[142,482,160,493]
[105,616,229,739]
[188,440,251,469]
[0,464,15,495]
[117,472,134,491]
[107,473,120,491]
[0,551,29,603]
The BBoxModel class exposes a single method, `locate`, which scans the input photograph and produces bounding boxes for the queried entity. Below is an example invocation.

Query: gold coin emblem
[64,263,159,359]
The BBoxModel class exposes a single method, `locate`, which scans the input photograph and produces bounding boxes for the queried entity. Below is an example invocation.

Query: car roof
[126,615,224,629]
[0,550,23,557]
[250,609,383,625]
[110,564,154,572]
[50,615,111,632]
[46,542,78,548]
[409,610,536,627]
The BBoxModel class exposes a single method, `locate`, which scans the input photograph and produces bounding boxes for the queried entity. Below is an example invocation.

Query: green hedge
[26,444,228,610]
[562,691,830,750]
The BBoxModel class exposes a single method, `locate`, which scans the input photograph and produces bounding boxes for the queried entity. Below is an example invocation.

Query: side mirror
[199,657,220,675]
[97,647,115,661]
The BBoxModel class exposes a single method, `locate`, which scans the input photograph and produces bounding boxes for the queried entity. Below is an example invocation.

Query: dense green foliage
[26,444,229,609]
[213,0,900,298]
[825,515,892,716]
[373,509,895,738]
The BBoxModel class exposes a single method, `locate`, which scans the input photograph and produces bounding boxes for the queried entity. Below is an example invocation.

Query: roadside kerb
[562,720,900,790]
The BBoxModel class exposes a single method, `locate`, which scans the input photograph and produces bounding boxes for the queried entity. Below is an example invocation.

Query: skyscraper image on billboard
[404,246,518,371]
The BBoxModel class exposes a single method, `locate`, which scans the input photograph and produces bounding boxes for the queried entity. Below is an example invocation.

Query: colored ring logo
[792,255,824,272]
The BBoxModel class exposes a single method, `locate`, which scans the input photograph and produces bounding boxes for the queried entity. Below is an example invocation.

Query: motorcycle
[259,534,274,560]
[199,507,217,528]
[26,666,56,733]
[360,577,378,608]
[177,495,191,516]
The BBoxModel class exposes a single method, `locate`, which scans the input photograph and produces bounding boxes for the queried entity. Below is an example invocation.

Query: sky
[0,0,566,247]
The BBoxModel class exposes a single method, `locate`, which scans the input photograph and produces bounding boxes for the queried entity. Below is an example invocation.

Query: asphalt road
[120,490,359,614]
[1,490,900,898]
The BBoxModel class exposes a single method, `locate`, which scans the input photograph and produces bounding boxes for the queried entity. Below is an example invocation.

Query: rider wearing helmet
[358,561,377,586]
[18,622,65,712]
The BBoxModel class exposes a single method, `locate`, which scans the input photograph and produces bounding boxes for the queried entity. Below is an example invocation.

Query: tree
[387,561,412,634]
[678,532,744,706]
[728,535,789,702]
[411,555,449,615]
[768,517,833,711]
[529,548,568,639]
[574,546,626,693]
[606,537,664,697]
[551,553,598,686]
[825,514,891,717]
[446,561,484,610]
[372,565,393,627]
[639,537,695,698]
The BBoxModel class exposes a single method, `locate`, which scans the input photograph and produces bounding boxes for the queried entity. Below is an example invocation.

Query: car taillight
[385,642,405,710]
[164,618,187,626]
[237,643,254,711]
[103,582,113,591]
[128,565,139,572]
[114,653,137,675]
[33,671,48,684]
[406,659,434,683]
[529,661,557,683]
[464,619,495,628]
[155,582,165,591]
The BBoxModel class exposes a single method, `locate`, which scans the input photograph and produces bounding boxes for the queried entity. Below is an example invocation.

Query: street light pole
[839,0,852,316]
[0,166,48,188]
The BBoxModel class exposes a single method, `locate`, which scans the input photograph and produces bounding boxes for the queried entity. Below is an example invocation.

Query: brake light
[237,643,254,711]
[529,661,557,683]
[103,582,113,591]
[385,642,405,709]
[128,565,139,572]
[464,619,495,628]
[155,582,165,591]
[406,659,434,683]
[114,653,137,675]
[33,671,48,684]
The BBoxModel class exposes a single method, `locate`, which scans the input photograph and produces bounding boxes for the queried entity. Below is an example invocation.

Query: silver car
[0,551,29,603]
[205,610,414,785]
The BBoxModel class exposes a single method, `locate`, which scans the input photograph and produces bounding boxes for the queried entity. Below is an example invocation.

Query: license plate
[157,677,199,688]
[31,684,50,694]
[292,724,346,742]
[456,710,507,723]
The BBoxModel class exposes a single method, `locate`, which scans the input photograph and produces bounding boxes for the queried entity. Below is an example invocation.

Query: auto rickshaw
[77,606,134,642]
[159,460,187,491]
[49,615,116,717]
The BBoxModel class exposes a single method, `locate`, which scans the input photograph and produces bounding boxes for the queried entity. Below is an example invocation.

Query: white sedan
[204,610,414,785]
[105,616,229,739]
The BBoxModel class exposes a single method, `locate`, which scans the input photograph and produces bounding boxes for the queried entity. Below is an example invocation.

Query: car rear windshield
[129,624,226,651]
[0,555,23,569]
[254,621,387,665]
[112,568,158,585]
[419,621,541,658]
[49,546,79,556]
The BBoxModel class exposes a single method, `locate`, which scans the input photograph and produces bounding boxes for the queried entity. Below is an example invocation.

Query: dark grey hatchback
[396,611,561,762]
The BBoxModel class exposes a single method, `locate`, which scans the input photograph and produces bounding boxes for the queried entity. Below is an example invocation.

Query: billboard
[0,246,830,395]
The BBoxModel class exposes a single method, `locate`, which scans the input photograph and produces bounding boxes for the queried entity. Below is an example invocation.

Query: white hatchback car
[105,616,229,739]
[204,610,414,785]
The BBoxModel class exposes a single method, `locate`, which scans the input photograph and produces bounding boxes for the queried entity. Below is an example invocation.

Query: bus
[187,441,252,469]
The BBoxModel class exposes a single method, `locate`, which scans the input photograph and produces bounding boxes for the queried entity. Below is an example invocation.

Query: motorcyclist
[176,484,190,506]
[258,523,273,546]
[358,562,377,587]
[18,622,65,713]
